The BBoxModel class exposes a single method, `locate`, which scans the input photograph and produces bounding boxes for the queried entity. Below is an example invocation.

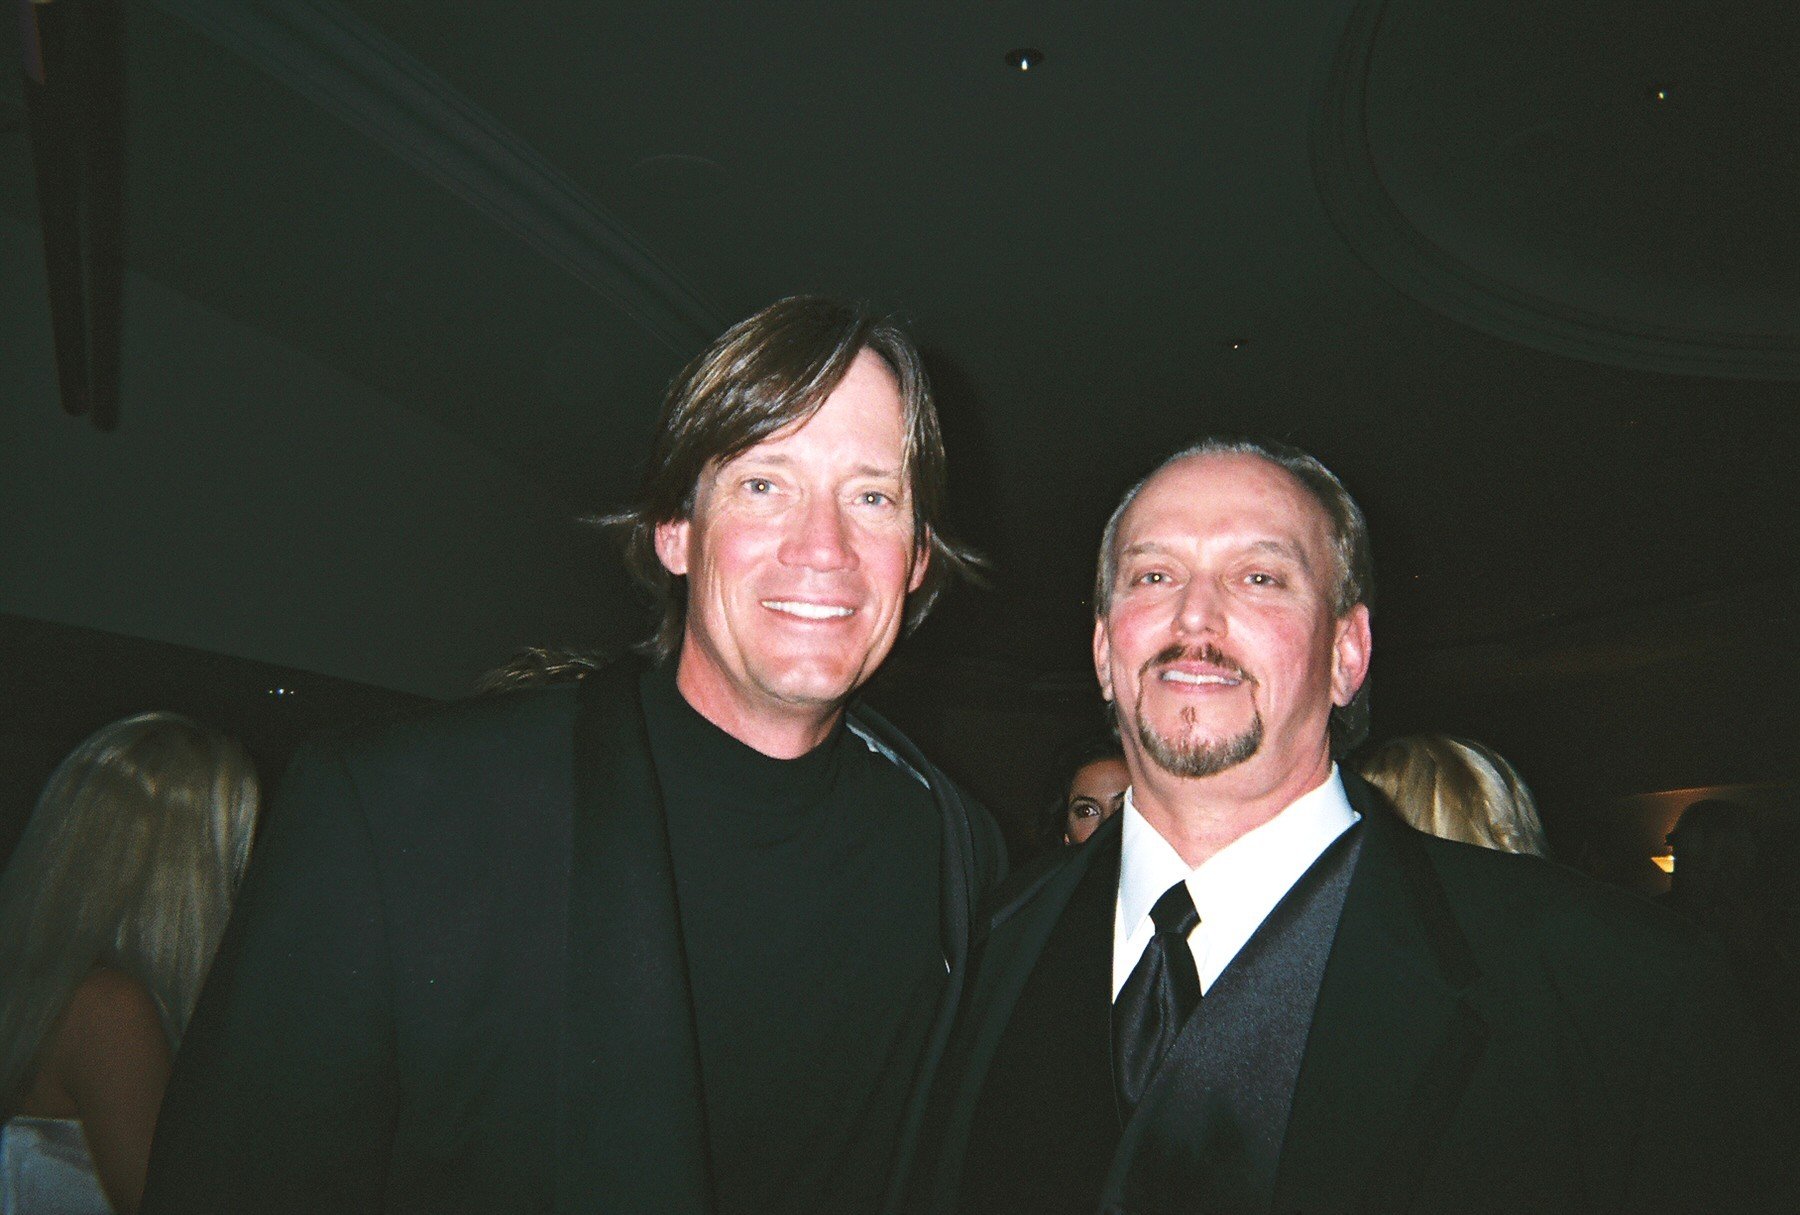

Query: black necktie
[1113,880,1202,1115]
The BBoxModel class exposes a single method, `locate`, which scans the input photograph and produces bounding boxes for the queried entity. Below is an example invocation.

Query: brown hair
[598,296,980,661]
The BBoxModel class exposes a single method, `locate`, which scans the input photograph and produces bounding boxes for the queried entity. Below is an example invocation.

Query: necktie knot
[1115,879,1204,1116]
[1149,881,1199,938]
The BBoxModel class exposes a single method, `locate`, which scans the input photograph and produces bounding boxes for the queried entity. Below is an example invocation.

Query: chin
[758,663,863,707]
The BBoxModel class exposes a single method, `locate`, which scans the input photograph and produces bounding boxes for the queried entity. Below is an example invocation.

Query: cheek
[1106,607,1162,667]
[867,534,924,601]
[697,519,773,583]
[1257,617,1337,695]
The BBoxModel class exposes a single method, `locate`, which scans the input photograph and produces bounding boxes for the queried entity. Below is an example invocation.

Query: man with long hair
[145,298,1003,1215]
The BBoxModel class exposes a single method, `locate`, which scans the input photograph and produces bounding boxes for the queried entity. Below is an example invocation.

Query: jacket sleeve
[142,741,398,1214]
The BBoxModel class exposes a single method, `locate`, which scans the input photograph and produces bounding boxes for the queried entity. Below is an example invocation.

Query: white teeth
[763,600,853,620]
[1161,670,1239,685]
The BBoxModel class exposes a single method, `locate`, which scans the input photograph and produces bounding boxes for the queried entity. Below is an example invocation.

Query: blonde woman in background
[0,714,259,1215]
[1356,733,1549,857]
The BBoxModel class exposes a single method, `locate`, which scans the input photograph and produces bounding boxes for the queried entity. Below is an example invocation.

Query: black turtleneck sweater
[639,664,944,1215]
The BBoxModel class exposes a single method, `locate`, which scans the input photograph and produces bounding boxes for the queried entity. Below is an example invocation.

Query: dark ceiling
[4,1,1797,823]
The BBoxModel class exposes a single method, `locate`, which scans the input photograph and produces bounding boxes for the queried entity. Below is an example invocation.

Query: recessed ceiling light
[1005,48,1044,72]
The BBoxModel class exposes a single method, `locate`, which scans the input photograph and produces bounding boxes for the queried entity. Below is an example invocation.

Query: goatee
[1133,642,1263,777]
[1138,711,1263,778]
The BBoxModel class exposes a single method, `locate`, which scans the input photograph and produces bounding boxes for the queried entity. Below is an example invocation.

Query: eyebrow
[729,452,904,481]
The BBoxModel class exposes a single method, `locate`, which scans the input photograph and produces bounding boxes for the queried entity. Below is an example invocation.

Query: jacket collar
[557,656,713,1213]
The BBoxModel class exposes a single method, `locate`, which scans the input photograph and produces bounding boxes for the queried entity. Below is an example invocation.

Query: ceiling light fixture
[1005,48,1044,72]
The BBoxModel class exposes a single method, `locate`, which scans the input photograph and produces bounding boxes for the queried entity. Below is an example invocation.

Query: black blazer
[914,775,1790,1215]
[143,659,1005,1215]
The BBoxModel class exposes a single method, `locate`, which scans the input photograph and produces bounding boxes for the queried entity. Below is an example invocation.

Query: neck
[673,658,842,760]
[1129,751,1334,868]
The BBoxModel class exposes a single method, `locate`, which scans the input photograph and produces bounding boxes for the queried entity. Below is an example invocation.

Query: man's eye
[858,490,894,507]
[1068,800,1101,819]
[1134,571,1169,586]
[744,478,775,494]
[1246,572,1280,587]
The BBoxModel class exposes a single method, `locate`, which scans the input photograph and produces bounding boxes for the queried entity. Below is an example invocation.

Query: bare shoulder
[54,968,169,1065]
[47,969,171,1214]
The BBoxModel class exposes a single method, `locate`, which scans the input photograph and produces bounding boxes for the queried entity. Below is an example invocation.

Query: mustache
[1146,643,1252,683]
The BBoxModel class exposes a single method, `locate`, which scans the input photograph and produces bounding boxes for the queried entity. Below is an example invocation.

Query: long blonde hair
[0,713,260,1111]
[1357,734,1548,857]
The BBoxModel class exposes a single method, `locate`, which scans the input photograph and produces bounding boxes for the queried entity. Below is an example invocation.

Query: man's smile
[761,599,856,620]
[1147,644,1253,691]
[1159,669,1242,687]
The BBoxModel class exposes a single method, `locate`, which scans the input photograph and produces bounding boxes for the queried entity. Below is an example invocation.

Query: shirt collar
[1117,765,1359,941]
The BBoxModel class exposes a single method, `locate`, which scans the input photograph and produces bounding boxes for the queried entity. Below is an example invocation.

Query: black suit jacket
[914,775,1790,1215]
[143,659,1004,1215]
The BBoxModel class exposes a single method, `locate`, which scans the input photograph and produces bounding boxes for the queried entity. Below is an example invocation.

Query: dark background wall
[3,2,1795,889]
[1,215,634,701]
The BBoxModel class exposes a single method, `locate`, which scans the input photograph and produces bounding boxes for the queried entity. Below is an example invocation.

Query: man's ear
[1330,603,1373,708]
[1092,615,1115,703]
[908,528,932,594]
[653,518,691,577]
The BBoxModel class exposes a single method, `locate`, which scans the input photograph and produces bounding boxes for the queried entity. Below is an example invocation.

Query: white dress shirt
[1112,767,1360,999]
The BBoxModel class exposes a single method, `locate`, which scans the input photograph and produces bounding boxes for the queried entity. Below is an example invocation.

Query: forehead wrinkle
[1116,535,1310,566]
[1245,537,1314,570]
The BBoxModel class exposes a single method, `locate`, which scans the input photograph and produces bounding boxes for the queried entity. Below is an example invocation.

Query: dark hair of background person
[1356,733,1549,857]
[1664,797,1800,1115]
[1037,732,1129,853]
[1664,799,1777,930]
[1091,435,1375,754]
[0,712,261,1210]
[593,295,983,662]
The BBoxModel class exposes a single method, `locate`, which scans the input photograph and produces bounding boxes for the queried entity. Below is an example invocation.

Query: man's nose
[780,495,858,571]
[1173,578,1225,637]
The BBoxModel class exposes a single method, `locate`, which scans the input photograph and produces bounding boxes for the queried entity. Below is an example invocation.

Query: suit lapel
[912,817,1121,1212]
[846,702,974,974]
[557,660,713,1214]
[1271,781,1490,1215]
[955,830,1123,1214]
[971,815,1121,1047]
[844,703,986,1215]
